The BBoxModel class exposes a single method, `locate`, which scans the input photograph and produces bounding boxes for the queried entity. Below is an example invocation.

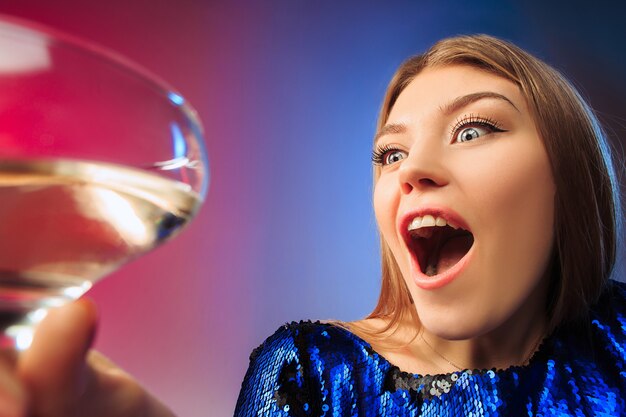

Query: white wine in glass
[0,16,209,349]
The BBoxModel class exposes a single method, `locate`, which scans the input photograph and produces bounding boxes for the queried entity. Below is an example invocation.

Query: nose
[398,142,449,195]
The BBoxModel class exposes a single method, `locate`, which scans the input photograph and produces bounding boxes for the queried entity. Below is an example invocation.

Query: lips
[399,208,475,289]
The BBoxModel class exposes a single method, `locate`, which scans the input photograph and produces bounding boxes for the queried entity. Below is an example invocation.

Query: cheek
[373,176,401,249]
[465,139,556,280]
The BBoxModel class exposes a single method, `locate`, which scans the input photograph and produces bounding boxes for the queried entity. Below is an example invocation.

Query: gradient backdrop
[0,1,624,416]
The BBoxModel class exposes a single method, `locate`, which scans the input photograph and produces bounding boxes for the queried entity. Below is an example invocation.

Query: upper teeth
[408,214,459,231]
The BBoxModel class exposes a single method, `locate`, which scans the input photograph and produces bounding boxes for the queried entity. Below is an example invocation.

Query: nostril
[398,157,448,193]
[401,177,440,194]
[419,178,439,187]
[401,182,413,194]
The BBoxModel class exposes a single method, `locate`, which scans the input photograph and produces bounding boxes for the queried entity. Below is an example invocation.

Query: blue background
[0,1,624,415]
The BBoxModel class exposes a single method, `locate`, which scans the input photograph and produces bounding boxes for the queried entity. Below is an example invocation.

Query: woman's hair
[364,34,623,338]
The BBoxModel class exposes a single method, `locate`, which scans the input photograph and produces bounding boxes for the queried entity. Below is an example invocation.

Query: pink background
[0,2,624,416]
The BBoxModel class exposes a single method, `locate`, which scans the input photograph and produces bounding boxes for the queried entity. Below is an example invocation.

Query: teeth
[421,215,436,227]
[407,215,463,239]
[408,217,422,230]
[408,215,449,231]
[435,217,447,227]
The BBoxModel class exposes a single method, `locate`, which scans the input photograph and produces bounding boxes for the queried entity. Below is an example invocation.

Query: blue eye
[384,150,407,165]
[455,126,491,143]
[451,115,506,143]
[372,145,407,166]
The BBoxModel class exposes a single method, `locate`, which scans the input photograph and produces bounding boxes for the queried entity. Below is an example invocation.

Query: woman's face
[373,65,556,340]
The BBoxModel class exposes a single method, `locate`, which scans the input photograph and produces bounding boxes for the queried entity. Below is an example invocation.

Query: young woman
[234,35,625,416]
[0,34,621,417]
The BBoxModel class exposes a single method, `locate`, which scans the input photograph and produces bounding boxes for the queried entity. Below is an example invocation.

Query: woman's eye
[454,125,491,143]
[372,146,407,166]
[451,116,506,143]
[384,150,407,165]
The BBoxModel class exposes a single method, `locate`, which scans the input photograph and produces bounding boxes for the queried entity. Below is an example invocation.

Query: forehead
[388,65,526,121]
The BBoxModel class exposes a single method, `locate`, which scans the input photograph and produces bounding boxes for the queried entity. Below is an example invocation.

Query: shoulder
[550,280,626,409]
[582,280,626,374]
[589,279,625,334]
[235,320,379,416]
[248,320,373,367]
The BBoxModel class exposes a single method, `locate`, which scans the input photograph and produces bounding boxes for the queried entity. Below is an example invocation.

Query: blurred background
[0,1,623,415]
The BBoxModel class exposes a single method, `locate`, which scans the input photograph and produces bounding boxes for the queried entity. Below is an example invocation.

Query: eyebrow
[440,91,519,115]
[374,91,519,143]
[374,123,407,143]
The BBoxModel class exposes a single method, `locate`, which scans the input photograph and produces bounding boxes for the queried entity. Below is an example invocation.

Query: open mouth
[405,215,474,277]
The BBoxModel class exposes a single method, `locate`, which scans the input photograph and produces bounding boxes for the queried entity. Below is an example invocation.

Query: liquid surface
[0,158,202,311]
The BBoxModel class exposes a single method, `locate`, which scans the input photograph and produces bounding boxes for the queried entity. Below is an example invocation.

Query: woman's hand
[0,299,176,417]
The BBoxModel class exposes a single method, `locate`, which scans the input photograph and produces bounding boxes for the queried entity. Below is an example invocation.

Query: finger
[0,352,26,417]
[76,352,175,417]
[18,298,97,417]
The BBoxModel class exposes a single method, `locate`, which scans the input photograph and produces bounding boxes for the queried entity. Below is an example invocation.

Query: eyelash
[449,113,505,141]
[371,143,402,166]
[371,114,506,166]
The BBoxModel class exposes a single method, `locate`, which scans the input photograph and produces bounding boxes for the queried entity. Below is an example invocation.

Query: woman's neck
[415,314,546,373]
[350,280,549,375]
[408,282,549,374]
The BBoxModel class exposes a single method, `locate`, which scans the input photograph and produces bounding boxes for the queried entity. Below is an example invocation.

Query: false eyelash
[449,113,505,138]
[371,143,399,166]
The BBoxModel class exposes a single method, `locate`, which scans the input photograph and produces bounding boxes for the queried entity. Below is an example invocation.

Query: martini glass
[0,15,208,350]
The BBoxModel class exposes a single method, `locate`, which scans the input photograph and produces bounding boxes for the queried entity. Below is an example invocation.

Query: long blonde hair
[356,34,622,341]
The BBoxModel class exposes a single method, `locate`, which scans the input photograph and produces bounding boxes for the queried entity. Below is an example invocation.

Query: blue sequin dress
[235,281,625,416]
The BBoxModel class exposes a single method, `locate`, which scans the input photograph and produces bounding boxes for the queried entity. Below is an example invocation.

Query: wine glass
[0,15,209,350]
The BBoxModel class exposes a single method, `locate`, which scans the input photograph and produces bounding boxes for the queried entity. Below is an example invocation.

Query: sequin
[234,280,626,416]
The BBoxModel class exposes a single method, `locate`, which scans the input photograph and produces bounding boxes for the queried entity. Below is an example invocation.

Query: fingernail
[77,297,99,324]
[77,298,98,348]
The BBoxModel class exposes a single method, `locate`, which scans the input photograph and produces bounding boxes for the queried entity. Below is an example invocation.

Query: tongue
[434,234,473,274]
